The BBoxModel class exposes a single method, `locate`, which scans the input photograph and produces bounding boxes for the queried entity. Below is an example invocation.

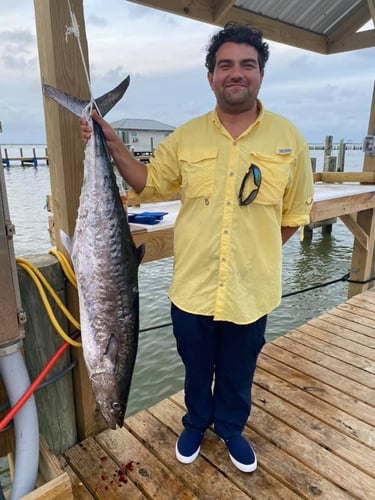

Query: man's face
[207,42,264,113]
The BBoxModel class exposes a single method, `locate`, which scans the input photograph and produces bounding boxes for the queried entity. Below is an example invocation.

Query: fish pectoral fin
[60,230,74,256]
[136,243,146,265]
[104,334,119,365]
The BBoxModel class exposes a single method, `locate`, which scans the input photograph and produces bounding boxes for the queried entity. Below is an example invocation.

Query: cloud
[0,0,373,145]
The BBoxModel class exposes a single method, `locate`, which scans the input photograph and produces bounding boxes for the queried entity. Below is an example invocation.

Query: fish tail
[42,75,130,118]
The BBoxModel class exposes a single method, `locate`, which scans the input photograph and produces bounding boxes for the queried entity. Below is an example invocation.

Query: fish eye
[112,401,121,411]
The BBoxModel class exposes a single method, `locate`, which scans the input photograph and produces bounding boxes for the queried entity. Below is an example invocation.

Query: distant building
[111,118,175,156]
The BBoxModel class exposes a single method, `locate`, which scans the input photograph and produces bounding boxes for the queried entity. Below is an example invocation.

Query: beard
[218,85,258,113]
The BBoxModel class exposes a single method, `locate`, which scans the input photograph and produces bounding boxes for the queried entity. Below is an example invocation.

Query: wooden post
[337,139,346,172]
[348,81,375,298]
[323,135,333,171]
[18,255,77,455]
[33,0,106,439]
[310,157,316,172]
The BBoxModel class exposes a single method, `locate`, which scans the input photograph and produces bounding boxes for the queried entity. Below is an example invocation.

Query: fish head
[91,373,127,429]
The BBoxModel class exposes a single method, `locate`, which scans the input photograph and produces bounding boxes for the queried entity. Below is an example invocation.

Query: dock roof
[128,0,375,54]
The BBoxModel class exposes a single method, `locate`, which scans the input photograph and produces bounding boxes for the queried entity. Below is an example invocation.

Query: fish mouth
[96,399,126,429]
[91,373,127,429]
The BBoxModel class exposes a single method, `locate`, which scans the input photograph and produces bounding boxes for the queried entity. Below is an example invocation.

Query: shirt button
[205,198,209,205]
[226,201,231,206]
[229,172,234,177]
[223,230,228,235]
[233,141,237,146]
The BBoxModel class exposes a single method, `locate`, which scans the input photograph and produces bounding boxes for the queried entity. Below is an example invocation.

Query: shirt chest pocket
[249,152,293,206]
[179,149,217,199]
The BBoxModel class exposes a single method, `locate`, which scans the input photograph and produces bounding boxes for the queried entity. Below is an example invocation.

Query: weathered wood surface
[59,288,375,499]
[17,254,77,456]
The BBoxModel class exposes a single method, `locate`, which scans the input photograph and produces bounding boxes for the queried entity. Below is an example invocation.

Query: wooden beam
[348,208,375,297]
[132,227,174,262]
[327,2,371,45]
[367,0,375,24]
[363,81,375,174]
[328,28,375,53]
[33,0,106,440]
[213,0,235,24]
[313,171,375,183]
[310,191,375,222]
[20,473,73,500]
[348,80,375,297]
[129,0,328,53]
[340,214,369,250]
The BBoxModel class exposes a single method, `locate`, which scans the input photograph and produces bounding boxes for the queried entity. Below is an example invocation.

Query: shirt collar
[211,99,265,135]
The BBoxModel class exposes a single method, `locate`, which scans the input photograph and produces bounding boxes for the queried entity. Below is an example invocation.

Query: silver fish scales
[43,77,144,428]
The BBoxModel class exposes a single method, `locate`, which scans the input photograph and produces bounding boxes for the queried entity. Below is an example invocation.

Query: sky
[0,0,374,145]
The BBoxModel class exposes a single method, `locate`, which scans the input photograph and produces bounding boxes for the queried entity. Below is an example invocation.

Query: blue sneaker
[175,428,204,464]
[223,435,257,472]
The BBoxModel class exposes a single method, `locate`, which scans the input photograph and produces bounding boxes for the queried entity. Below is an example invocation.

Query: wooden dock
[1,147,48,167]
[50,288,375,499]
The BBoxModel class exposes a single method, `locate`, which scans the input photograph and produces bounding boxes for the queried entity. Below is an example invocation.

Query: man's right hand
[79,110,115,144]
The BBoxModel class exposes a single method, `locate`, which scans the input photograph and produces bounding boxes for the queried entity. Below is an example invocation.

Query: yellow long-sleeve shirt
[141,103,314,324]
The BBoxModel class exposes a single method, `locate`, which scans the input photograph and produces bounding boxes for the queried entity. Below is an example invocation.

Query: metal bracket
[6,222,16,239]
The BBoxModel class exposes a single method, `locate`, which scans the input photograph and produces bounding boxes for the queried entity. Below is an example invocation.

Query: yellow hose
[48,248,77,288]
[16,254,82,348]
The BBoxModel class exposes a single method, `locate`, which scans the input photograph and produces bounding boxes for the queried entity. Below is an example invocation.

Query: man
[81,22,314,473]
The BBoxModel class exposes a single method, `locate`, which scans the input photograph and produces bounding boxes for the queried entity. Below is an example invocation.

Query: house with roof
[111,118,175,156]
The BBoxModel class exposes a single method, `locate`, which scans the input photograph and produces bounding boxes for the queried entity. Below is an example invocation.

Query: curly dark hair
[205,22,269,73]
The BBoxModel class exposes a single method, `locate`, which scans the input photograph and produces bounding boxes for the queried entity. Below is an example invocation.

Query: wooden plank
[38,436,65,483]
[309,315,375,349]
[258,348,375,425]
[267,337,372,402]
[314,172,375,183]
[150,397,304,499]
[345,294,375,319]
[253,368,375,451]
[328,304,375,336]
[126,405,253,499]
[59,457,94,500]
[20,473,73,500]
[96,426,199,499]
[272,334,374,390]
[288,327,375,374]
[0,377,14,456]
[251,383,375,478]
[132,227,174,263]
[171,392,353,500]
[63,437,145,499]
[310,191,375,222]
[335,302,375,336]
[17,255,77,455]
[248,405,375,499]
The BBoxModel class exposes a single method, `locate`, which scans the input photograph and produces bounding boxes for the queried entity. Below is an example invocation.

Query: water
[0,150,364,490]
[2,150,364,409]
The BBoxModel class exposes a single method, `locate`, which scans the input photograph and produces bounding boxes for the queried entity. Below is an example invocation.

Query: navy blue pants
[171,303,266,440]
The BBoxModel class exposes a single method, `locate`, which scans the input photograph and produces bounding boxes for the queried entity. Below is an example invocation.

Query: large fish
[43,77,144,429]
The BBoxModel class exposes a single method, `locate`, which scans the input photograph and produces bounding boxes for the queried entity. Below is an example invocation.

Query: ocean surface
[0,148,365,490]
